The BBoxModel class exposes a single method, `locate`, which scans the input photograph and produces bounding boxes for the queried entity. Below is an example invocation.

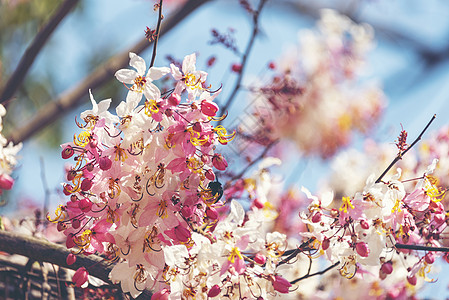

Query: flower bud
[360,219,369,229]
[181,206,193,218]
[174,225,191,243]
[425,252,435,264]
[63,184,73,196]
[207,56,217,67]
[212,154,228,171]
[355,241,370,257]
[206,207,218,220]
[272,275,291,294]
[207,285,221,298]
[380,261,393,275]
[201,154,210,164]
[168,93,181,106]
[201,100,219,117]
[231,63,242,73]
[66,234,76,249]
[99,157,112,170]
[268,62,276,70]
[78,198,92,212]
[72,218,81,229]
[80,178,92,191]
[0,174,14,190]
[254,253,266,265]
[322,238,330,250]
[66,253,77,265]
[193,122,203,133]
[85,163,94,172]
[67,170,77,181]
[57,221,67,232]
[151,288,170,300]
[407,275,417,286]
[72,267,88,288]
[61,145,74,159]
[205,169,215,181]
[252,198,264,209]
[311,212,321,223]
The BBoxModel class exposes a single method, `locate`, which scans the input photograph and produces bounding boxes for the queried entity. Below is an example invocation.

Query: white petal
[144,83,161,100]
[182,53,196,73]
[115,69,138,84]
[129,52,146,75]
[147,66,170,80]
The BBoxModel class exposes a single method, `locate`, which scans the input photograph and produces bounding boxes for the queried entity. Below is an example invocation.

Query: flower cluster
[49,52,236,292]
[0,104,22,195]
[240,9,385,158]
[301,159,446,298]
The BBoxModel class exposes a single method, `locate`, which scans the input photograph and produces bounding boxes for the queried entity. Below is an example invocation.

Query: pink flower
[151,288,170,300]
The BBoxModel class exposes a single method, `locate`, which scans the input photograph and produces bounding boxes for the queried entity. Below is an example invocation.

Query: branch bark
[0,230,113,284]
[7,0,210,145]
[0,0,81,104]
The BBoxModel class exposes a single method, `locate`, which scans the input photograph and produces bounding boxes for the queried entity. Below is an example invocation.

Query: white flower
[115,52,169,103]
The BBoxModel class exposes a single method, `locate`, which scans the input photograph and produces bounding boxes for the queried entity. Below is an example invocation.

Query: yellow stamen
[339,196,355,213]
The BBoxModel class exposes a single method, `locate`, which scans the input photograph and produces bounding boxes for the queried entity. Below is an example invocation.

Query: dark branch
[290,261,340,285]
[375,114,436,183]
[395,243,449,253]
[149,0,164,69]
[0,0,80,104]
[6,0,210,145]
[218,0,268,124]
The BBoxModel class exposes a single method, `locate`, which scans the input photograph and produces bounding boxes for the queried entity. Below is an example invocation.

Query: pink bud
[425,252,435,264]
[231,63,242,73]
[151,288,170,300]
[311,212,321,223]
[78,198,92,212]
[434,213,445,224]
[201,100,219,117]
[322,238,330,250]
[193,122,203,133]
[80,178,92,191]
[208,285,221,298]
[207,56,217,67]
[72,218,81,229]
[85,163,94,172]
[174,225,191,243]
[61,145,74,159]
[206,207,218,220]
[57,221,67,232]
[254,253,266,265]
[0,174,14,190]
[66,234,76,248]
[66,170,77,181]
[168,93,181,106]
[272,275,291,294]
[407,275,417,286]
[63,184,73,195]
[72,267,88,288]
[66,253,77,265]
[205,169,215,181]
[181,206,193,218]
[360,219,370,230]
[99,157,112,170]
[201,155,210,164]
[253,198,264,209]
[355,241,370,257]
[212,154,228,171]
[380,261,393,275]
[268,62,276,70]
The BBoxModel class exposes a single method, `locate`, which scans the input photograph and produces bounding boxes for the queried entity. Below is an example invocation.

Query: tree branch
[0,0,80,104]
[290,261,340,285]
[6,0,210,145]
[218,0,268,124]
[395,243,449,253]
[0,230,113,284]
[375,114,436,183]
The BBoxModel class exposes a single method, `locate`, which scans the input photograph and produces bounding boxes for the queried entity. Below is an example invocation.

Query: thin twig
[149,0,164,69]
[218,0,268,124]
[290,261,340,285]
[0,0,80,104]
[6,0,210,145]
[375,114,436,183]
[230,140,277,182]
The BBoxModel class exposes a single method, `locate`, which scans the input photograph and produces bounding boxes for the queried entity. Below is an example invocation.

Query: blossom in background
[240,9,385,159]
